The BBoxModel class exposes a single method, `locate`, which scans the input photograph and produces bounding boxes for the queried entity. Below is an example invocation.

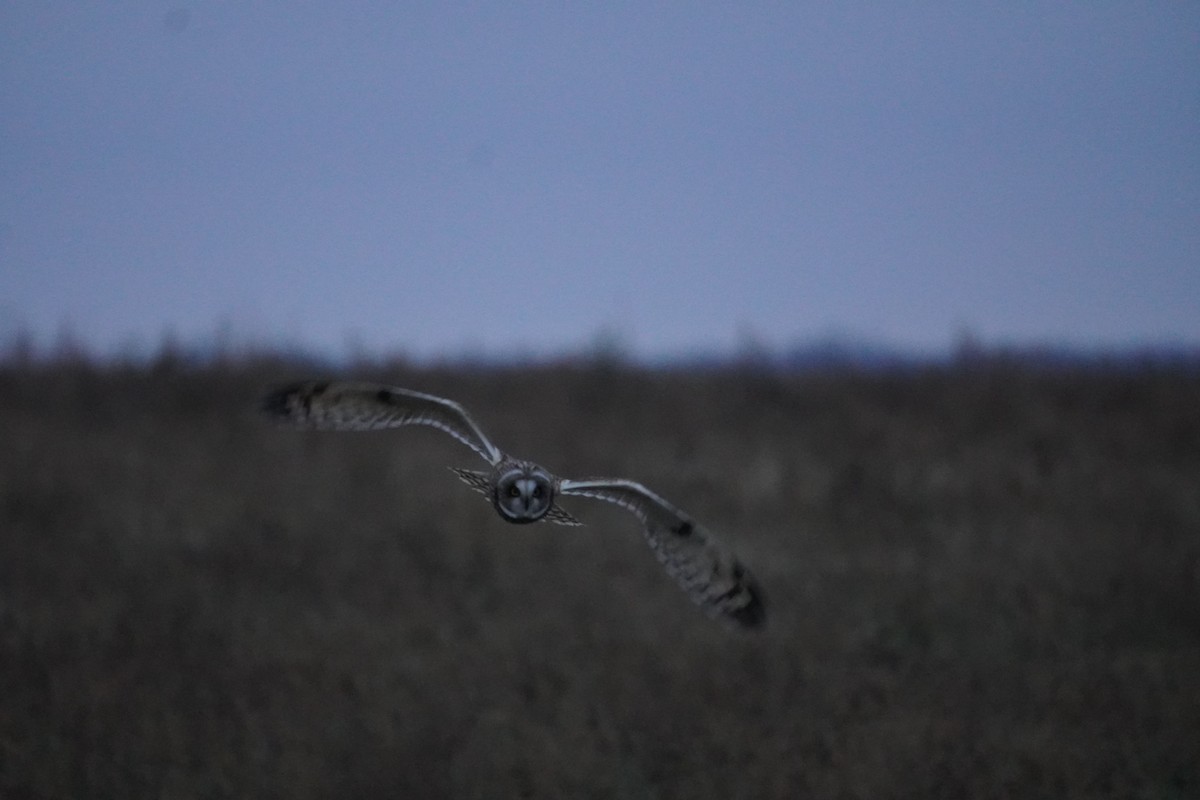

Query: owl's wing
[262,381,503,465]
[557,478,765,628]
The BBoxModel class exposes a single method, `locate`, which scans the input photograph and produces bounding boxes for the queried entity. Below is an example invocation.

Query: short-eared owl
[262,381,765,629]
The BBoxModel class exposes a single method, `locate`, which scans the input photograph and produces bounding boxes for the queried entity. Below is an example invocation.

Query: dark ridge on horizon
[2,328,1198,373]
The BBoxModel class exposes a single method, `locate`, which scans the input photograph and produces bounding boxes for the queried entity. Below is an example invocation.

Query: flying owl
[262,381,765,629]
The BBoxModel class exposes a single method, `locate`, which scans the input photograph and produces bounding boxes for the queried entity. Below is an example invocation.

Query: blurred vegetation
[0,356,1197,798]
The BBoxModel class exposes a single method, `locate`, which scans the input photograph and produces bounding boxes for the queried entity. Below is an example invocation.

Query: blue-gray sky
[2,3,1198,361]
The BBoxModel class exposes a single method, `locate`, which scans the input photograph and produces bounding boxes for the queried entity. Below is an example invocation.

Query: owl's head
[493,464,555,524]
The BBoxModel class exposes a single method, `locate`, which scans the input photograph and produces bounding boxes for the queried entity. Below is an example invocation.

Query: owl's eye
[508,485,521,497]
[531,485,543,498]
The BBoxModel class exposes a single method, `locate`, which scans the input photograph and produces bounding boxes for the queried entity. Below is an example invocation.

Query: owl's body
[450,457,582,527]
[263,381,765,629]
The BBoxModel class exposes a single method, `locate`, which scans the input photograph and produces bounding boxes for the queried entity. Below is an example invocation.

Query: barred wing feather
[262,381,503,465]
[558,479,765,628]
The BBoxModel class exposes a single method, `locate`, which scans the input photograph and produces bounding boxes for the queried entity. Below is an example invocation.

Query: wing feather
[558,478,765,628]
[263,381,503,465]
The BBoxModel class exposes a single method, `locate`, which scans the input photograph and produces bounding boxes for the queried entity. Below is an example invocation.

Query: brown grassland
[1,358,1197,798]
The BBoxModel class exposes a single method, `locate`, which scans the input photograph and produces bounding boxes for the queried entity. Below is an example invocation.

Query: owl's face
[493,465,555,524]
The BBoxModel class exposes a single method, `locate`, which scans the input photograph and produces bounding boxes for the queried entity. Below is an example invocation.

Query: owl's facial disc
[495,467,553,524]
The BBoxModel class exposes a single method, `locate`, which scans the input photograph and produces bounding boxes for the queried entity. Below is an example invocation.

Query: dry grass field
[1,358,1197,798]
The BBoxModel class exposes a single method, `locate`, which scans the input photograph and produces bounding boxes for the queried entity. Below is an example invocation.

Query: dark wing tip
[729,579,767,630]
[260,381,325,421]
[260,384,298,419]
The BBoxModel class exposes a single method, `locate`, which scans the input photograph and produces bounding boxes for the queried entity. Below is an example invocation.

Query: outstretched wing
[262,381,503,465]
[558,478,765,628]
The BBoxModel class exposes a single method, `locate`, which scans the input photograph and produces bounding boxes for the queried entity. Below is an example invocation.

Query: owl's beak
[515,478,540,511]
